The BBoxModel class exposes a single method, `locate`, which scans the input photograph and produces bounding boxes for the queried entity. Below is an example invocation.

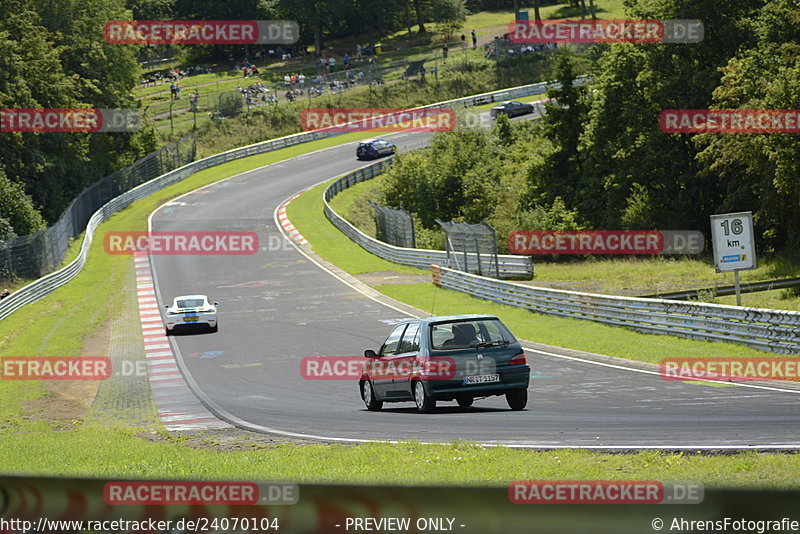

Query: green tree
[430,0,467,39]
[0,168,46,237]
[695,0,800,251]
[524,52,586,210]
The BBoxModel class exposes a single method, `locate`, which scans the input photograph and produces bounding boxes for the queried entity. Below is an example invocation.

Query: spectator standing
[442,43,448,62]
[472,29,477,49]
[356,44,362,60]
[343,54,350,70]
[461,33,466,43]
[298,73,306,86]
[328,56,336,72]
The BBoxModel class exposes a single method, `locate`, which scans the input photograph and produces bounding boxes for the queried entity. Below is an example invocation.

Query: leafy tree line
[379,0,800,255]
[128,0,592,55]
[0,0,157,236]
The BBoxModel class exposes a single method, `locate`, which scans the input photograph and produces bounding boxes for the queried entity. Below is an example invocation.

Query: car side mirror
[364,349,379,358]
[213,302,219,306]
[164,305,169,309]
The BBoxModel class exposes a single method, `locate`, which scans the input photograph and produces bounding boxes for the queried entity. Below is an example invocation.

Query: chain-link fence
[0,136,196,281]
[437,220,500,278]
[368,201,415,248]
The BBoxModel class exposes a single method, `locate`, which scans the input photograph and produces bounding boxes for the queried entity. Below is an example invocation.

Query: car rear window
[429,319,515,350]
[177,298,205,308]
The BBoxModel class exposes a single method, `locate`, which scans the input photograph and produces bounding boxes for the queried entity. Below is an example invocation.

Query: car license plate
[184,315,198,322]
[463,374,500,385]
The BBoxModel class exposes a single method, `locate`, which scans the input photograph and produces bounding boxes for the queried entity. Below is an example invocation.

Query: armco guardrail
[641,277,800,300]
[0,78,574,320]
[431,265,800,354]
[323,160,533,279]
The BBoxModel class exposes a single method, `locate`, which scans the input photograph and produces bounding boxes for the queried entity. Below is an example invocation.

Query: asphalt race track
[150,116,800,449]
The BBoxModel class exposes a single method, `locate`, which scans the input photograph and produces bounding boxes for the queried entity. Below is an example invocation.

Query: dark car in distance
[356,138,397,160]
[490,100,535,118]
[360,314,530,413]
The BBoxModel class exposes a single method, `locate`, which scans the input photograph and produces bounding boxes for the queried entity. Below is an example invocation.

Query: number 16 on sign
[710,212,756,306]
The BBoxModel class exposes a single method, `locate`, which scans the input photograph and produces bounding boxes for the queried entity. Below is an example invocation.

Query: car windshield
[429,319,515,350]
[176,298,205,308]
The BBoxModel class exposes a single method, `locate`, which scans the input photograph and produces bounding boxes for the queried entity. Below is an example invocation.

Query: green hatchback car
[360,314,530,413]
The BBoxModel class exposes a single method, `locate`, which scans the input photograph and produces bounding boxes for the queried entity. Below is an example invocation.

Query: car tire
[361,380,383,411]
[211,324,218,333]
[506,389,527,411]
[456,394,473,408]
[165,328,171,336]
[413,380,436,413]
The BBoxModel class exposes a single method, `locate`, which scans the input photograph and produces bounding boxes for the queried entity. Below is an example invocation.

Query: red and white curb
[277,194,308,246]
[134,253,229,431]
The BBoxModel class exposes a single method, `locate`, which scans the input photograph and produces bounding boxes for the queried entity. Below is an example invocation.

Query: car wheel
[361,380,383,411]
[456,394,473,408]
[165,328,171,336]
[413,380,436,413]
[506,389,527,410]
[211,324,218,333]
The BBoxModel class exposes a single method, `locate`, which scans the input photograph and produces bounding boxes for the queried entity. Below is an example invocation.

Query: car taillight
[510,352,527,365]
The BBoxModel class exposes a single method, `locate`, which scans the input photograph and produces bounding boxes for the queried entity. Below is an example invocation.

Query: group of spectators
[139,65,212,88]
[169,81,182,100]
[486,34,558,58]
[236,82,277,106]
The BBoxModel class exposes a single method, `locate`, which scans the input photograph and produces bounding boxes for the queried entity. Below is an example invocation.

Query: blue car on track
[356,138,397,160]
[360,314,530,413]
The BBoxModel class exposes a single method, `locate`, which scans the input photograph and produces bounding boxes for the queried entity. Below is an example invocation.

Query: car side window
[397,323,420,354]
[380,324,407,356]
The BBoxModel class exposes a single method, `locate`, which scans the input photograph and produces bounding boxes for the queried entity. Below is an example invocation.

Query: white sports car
[164,294,218,334]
